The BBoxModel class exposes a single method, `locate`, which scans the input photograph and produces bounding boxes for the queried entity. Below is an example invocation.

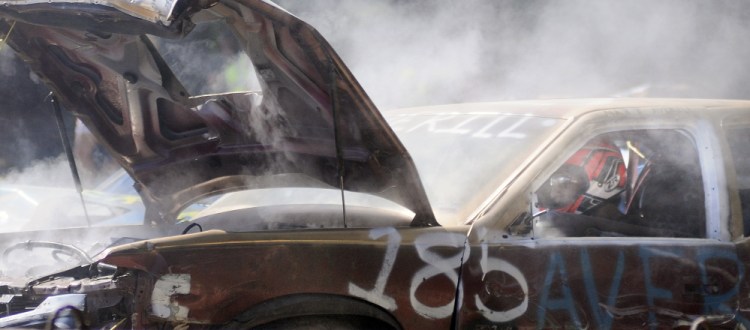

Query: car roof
[385,98,750,119]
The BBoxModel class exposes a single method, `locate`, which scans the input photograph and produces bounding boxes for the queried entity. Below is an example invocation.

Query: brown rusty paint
[101,227,749,329]
[103,227,466,329]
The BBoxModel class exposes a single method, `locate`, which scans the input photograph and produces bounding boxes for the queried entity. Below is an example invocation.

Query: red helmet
[557,142,627,214]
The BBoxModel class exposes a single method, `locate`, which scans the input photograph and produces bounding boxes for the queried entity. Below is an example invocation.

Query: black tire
[252,315,395,330]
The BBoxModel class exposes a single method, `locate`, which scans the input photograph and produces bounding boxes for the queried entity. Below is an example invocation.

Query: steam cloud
[0,156,74,187]
[276,0,750,108]
[1,0,749,275]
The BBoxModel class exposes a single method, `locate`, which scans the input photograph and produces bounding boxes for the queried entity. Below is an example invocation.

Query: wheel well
[222,293,402,329]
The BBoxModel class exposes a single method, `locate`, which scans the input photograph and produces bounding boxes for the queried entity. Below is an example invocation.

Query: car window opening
[531,129,706,238]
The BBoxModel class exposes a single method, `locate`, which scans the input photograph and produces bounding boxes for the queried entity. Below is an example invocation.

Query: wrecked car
[0,0,749,328]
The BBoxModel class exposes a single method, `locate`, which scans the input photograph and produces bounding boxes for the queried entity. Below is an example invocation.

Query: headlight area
[0,263,144,329]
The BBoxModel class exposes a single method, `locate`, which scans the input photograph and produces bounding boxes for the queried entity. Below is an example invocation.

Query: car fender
[221,293,402,329]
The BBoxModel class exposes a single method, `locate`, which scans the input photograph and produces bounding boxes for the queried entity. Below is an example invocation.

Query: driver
[540,141,627,218]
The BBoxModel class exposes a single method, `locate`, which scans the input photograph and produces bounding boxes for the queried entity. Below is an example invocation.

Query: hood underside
[0,0,437,226]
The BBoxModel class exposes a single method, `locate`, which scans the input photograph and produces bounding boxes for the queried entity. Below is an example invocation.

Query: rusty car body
[0,0,749,329]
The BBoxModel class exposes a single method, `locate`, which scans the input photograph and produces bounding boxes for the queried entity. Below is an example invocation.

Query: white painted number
[348,227,401,311]
[410,232,469,319]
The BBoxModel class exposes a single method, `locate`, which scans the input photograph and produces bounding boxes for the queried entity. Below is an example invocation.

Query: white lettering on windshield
[434,115,481,134]
[472,116,506,138]
[395,114,544,140]
[406,114,457,133]
[496,116,529,139]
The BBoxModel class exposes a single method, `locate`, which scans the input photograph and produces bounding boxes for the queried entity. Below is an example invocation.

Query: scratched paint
[473,241,529,322]
[349,227,747,328]
[469,242,747,329]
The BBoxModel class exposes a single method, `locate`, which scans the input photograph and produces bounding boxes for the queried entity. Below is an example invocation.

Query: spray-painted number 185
[347,227,528,321]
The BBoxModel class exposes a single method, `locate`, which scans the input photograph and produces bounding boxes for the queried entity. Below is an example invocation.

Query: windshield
[388,111,562,224]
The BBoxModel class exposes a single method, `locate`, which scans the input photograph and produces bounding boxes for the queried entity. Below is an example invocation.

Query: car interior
[533,129,706,238]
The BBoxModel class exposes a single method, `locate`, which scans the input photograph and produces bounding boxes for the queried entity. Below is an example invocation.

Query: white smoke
[276,0,750,108]
[1,156,74,187]
[0,0,746,265]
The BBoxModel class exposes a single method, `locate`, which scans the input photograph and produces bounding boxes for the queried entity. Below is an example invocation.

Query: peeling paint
[150,273,191,321]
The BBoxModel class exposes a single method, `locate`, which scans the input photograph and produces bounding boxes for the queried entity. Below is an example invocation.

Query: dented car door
[457,111,748,329]
[458,236,744,328]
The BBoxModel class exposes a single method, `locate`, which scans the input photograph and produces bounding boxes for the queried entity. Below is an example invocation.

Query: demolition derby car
[1,0,750,329]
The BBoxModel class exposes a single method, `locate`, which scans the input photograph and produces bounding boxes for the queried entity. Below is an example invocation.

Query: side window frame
[721,114,750,239]
[522,123,717,240]
[477,109,728,243]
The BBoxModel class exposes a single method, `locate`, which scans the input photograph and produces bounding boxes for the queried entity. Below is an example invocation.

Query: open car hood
[0,0,437,226]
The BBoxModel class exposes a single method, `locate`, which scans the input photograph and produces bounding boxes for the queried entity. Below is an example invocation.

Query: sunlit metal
[626,140,646,159]
[0,20,16,52]
[3,0,177,24]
